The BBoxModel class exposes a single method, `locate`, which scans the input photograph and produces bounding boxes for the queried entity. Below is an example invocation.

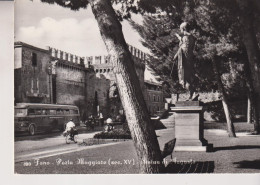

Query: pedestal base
[174,138,209,152]
[171,101,209,152]
[174,146,207,152]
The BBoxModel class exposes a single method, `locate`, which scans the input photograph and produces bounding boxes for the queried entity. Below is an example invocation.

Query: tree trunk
[212,58,236,137]
[243,59,256,125]
[88,0,165,173]
[236,0,260,134]
[247,94,252,123]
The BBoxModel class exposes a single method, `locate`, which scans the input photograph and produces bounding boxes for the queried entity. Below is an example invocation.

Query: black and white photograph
[8,0,260,177]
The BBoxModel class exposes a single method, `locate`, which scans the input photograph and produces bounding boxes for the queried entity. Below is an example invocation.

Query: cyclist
[65,119,76,140]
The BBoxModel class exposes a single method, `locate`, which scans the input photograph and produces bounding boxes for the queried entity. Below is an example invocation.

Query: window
[28,109,35,115]
[15,108,27,116]
[28,109,41,115]
[157,96,160,102]
[32,53,37,66]
[57,109,63,115]
[70,109,78,114]
[153,95,156,102]
[42,109,49,115]
[49,109,56,115]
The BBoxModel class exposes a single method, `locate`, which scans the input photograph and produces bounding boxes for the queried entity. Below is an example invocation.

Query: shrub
[94,128,131,139]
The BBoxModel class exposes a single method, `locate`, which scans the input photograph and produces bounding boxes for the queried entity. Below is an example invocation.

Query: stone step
[158,112,175,128]
[160,119,175,128]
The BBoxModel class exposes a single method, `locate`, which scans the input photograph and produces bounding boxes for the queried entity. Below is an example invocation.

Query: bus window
[70,109,79,114]
[49,109,56,115]
[35,109,42,115]
[28,109,35,115]
[15,108,27,116]
[64,109,70,114]
[42,109,49,115]
[57,109,63,115]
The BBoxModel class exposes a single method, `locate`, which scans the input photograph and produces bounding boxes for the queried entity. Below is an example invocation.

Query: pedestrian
[86,115,95,130]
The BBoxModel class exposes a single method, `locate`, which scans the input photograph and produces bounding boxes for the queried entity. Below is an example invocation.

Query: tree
[40,0,165,173]
[235,0,260,134]
[131,1,238,137]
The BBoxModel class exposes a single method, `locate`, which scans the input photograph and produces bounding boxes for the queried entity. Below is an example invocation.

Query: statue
[173,22,197,100]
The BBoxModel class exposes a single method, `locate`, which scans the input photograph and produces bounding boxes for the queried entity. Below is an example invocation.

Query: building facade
[14,42,51,104]
[14,42,156,120]
[144,80,165,116]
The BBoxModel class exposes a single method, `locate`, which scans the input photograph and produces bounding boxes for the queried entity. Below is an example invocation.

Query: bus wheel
[29,125,35,136]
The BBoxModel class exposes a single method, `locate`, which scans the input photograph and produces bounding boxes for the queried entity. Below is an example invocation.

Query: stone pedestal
[171,101,208,152]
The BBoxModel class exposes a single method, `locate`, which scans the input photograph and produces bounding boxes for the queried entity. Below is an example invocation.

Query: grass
[204,121,254,132]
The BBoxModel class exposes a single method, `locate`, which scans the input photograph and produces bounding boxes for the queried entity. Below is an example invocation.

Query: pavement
[14,125,260,174]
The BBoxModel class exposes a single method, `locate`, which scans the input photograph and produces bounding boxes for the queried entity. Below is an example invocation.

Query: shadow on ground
[214,145,260,152]
[165,161,214,173]
[234,160,260,170]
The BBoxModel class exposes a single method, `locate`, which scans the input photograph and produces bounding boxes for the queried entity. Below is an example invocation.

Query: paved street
[15,126,104,162]
[15,125,260,174]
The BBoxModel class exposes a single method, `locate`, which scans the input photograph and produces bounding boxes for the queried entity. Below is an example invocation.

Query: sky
[14,0,159,82]
[15,0,148,56]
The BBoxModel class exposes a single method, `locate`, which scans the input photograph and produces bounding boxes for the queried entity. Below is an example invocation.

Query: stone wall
[15,42,150,120]
[85,46,147,118]
[54,60,86,105]
[14,42,51,104]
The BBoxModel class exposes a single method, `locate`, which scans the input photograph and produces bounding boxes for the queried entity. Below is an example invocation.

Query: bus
[15,103,80,136]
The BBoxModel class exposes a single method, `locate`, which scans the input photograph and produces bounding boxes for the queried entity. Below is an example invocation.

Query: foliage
[204,100,247,122]
[93,128,131,139]
[130,0,252,96]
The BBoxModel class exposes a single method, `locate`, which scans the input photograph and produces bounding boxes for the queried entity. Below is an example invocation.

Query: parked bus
[15,103,80,136]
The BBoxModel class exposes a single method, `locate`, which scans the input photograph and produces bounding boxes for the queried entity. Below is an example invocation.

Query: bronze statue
[173,22,196,100]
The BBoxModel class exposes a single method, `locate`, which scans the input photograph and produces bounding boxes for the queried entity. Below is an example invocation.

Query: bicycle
[63,129,78,144]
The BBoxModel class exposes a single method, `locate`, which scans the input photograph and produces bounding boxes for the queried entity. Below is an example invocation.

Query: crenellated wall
[84,44,146,67]
[15,41,149,120]
[48,47,87,105]
[85,45,147,117]
[48,47,84,65]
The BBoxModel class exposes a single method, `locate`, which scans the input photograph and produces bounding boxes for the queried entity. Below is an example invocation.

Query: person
[173,22,196,100]
[105,116,114,132]
[65,119,76,139]
[86,115,95,130]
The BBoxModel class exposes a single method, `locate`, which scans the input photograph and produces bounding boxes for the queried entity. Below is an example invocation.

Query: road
[14,126,111,163]
[14,127,175,174]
